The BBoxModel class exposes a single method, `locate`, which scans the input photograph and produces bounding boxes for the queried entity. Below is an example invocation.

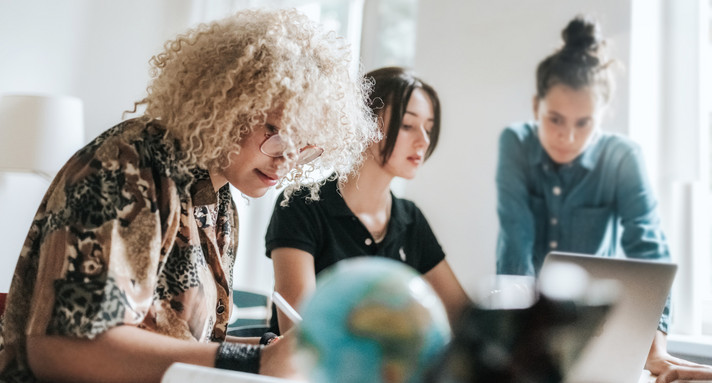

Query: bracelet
[259,332,280,346]
[214,342,262,373]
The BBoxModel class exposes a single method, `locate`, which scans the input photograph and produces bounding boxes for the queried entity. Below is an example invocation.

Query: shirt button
[552,186,562,196]
[365,238,373,246]
[549,241,558,249]
[551,217,558,225]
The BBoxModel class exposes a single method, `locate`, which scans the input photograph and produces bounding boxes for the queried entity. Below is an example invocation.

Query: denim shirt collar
[530,123,602,172]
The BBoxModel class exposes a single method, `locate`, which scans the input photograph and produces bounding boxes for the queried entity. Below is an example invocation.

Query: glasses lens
[260,134,286,157]
[262,134,323,164]
[297,146,324,165]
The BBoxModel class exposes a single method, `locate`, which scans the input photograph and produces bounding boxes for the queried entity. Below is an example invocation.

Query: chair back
[228,289,271,329]
[0,292,7,317]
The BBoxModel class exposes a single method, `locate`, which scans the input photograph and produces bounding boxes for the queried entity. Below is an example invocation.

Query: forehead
[543,84,598,114]
[265,108,284,124]
[404,88,434,118]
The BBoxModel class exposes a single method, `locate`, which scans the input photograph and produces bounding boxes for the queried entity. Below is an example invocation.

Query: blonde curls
[130,8,379,200]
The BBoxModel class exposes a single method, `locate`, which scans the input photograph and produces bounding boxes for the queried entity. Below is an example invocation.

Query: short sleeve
[28,135,166,339]
[410,205,445,274]
[264,190,323,258]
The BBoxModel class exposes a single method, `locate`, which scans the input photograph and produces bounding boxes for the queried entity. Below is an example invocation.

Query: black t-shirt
[264,178,446,334]
[265,178,445,275]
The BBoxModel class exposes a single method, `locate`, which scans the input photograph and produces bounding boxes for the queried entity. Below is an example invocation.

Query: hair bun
[561,16,602,53]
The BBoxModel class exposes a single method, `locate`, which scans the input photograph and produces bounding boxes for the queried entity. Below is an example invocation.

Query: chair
[0,292,7,317]
[227,289,271,337]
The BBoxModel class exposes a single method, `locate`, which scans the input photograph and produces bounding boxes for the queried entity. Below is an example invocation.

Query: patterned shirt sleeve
[24,128,172,339]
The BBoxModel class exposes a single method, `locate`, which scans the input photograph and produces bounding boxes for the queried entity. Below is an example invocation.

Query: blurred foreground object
[426,264,618,383]
[161,362,304,383]
[296,257,451,383]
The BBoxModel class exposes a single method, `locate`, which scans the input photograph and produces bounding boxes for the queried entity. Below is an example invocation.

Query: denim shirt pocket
[570,206,615,255]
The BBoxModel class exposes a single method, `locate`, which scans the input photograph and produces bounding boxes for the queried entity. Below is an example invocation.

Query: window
[629,0,712,349]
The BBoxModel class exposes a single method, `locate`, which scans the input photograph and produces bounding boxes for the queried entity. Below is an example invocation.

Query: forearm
[647,330,667,362]
[424,260,470,327]
[225,335,260,345]
[271,248,316,334]
[27,325,219,383]
[496,224,535,276]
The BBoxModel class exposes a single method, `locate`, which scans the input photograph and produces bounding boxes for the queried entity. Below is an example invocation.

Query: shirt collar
[320,177,413,227]
[142,119,218,205]
[189,167,219,206]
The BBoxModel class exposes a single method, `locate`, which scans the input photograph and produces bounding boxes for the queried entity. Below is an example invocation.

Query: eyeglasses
[260,133,324,165]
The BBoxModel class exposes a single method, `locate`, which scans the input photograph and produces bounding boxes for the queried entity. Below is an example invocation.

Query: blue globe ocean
[296,257,452,383]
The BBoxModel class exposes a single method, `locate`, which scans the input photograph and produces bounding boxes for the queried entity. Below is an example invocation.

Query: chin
[240,187,270,198]
[400,172,417,180]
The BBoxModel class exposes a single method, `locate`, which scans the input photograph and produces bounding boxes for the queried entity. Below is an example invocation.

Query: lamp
[0,94,84,180]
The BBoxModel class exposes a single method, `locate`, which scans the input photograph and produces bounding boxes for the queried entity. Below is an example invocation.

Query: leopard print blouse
[0,118,238,382]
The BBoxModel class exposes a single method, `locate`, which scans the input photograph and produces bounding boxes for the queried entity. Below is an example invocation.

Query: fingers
[259,331,300,379]
[655,364,712,383]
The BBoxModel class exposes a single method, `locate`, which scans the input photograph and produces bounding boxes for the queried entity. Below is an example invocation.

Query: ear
[532,95,540,120]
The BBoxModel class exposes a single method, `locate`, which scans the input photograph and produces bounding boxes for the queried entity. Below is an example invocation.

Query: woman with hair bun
[0,8,378,382]
[495,15,712,382]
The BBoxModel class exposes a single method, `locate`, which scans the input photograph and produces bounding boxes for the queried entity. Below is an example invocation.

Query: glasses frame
[259,133,324,165]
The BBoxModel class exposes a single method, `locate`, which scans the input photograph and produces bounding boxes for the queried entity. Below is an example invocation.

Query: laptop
[540,252,677,383]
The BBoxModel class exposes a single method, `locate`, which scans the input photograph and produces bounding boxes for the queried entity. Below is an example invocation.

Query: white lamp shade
[0,94,85,177]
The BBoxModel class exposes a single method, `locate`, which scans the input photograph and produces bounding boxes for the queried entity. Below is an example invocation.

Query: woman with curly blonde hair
[0,8,377,383]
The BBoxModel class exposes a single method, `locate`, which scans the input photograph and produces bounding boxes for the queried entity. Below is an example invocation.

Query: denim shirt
[495,122,671,332]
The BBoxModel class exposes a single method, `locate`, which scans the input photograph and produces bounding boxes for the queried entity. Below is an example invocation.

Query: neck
[340,154,393,214]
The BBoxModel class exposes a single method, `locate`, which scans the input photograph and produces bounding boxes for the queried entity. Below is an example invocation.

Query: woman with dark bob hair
[0,8,378,382]
[265,66,469,335]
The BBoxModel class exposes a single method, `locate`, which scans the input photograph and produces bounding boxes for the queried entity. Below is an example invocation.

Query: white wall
[404,0,633,295]
[0,0,636,297]
[0,0,340,294]
[0,0,212,291]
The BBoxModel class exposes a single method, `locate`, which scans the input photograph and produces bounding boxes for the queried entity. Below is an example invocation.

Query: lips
[255,169,279,186]
[407,154,423,165]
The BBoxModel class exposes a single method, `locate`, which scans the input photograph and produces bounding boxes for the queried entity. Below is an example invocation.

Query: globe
[296,257,451,383]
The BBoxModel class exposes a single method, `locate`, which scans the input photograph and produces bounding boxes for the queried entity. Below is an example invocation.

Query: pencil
[272,291,303,324]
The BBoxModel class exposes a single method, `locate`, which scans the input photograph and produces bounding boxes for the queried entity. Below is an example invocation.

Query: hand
[647,352,712,383]
[646,331,712,383]
[258,329,305,380]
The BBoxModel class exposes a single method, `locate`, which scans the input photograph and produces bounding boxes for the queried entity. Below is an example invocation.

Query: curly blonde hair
[130,8,379,200]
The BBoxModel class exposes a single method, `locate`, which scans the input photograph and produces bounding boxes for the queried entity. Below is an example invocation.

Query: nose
[416,125,431,147]
[273,157,291,177]
[558,125,575,143]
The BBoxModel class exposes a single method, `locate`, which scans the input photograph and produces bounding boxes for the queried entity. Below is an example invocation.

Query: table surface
[638,370,712,383]
[162,364,712,383]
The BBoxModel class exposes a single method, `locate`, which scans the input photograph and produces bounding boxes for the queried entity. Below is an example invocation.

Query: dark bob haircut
[365,67,441,165]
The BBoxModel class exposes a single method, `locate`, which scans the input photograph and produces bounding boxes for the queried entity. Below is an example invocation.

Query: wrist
[215,342,262,373]
[260,332,281,346]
